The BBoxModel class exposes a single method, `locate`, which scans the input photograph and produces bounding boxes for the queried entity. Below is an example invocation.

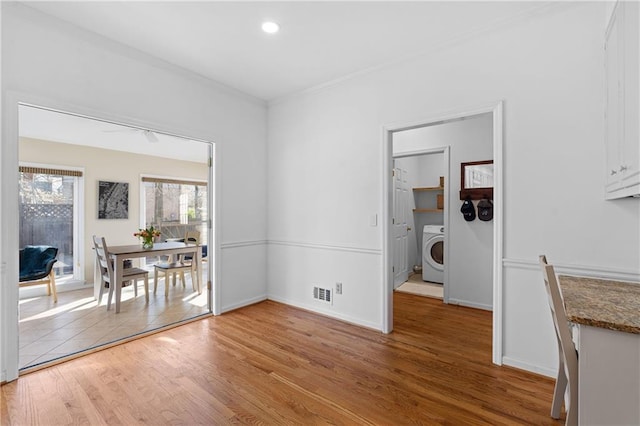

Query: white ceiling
[19,105,209,163]
[17,1,548,158]
[23,1,546,101]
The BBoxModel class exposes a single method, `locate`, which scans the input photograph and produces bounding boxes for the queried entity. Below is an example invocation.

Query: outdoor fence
[19,204,74,275]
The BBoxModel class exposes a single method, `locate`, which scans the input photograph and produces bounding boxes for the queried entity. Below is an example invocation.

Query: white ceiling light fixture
[102,127,160,143]
[143,129,159,143]
[261,21,280,34]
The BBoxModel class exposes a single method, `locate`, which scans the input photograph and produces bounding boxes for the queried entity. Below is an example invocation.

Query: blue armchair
[19,245,59,303]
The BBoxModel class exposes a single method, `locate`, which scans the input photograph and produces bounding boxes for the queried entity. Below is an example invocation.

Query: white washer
[422,225,444,284]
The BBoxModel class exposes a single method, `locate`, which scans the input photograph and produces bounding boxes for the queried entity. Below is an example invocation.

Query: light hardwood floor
[2,292,563,425]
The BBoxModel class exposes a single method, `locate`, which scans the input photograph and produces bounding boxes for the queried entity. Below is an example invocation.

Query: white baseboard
[267,294,382,331]
[447,298,493,311]
[220,294,267,313]
[502,356,556,378]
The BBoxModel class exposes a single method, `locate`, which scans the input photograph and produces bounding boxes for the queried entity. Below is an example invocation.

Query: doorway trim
[1,91,221,382]
[382,100,504,365]
[393,146,451,303]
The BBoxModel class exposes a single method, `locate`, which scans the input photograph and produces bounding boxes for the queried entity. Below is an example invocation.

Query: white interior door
[392,166,410,287]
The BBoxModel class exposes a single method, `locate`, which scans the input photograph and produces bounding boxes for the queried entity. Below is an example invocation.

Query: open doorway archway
[382,101,504,365]
[2,94,218,380]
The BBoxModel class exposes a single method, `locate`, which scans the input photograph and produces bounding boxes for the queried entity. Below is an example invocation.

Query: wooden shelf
[413,208,444,213]
[413,186,443,192]
[459,188,493,201]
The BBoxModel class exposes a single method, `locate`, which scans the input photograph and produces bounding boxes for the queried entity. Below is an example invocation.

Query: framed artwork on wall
[98,180,129,219]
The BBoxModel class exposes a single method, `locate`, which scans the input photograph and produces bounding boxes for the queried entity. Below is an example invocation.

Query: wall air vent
[313,286,332,304]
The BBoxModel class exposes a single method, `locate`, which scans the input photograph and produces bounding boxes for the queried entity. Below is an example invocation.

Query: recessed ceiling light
[262,21,279,34]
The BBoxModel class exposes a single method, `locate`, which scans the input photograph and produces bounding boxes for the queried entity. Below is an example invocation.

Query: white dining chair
[93,235,149,309]
[153,230,200,296]
[539,255,578,426]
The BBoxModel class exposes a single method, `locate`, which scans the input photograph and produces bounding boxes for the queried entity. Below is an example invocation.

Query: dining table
[559,275,640,425]
[107,241,202,313]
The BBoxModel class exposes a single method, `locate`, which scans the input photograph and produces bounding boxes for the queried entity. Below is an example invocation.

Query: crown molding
[269,1,585,106]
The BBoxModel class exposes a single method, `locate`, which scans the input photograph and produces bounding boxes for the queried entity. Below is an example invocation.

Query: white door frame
[1,91,221,382]
[382,101,504,365]
[393,147,450,303]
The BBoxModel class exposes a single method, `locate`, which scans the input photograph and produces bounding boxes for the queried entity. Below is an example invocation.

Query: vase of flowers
[134,226,161,249]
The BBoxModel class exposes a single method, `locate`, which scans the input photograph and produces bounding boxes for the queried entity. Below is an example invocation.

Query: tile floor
[19,275,209,370]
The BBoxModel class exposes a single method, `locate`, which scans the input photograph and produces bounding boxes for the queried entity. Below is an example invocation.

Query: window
[19,166,83,280]
[141,177,208,243]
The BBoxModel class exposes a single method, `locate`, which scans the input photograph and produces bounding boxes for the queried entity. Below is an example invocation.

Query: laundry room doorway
[392,149,449,301]
[383,102,504,365]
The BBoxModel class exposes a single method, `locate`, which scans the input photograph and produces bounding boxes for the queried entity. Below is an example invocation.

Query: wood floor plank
[2,293,563,425]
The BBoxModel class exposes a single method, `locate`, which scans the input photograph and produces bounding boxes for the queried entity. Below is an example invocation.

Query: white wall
[394,116,494,310]
[416,155,445,190]
[268,2,640,376]
[1,4,268,381]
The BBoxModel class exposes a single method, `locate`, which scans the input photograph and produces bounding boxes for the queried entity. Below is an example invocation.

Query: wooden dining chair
[154,230,200,296]
[93,235,149,309]
[539,255,578,426]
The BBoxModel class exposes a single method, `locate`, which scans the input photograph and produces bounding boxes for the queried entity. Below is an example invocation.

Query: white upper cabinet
[605,1,640,199]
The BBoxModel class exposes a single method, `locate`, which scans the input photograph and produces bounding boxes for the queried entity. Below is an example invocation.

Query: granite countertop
[559,275,640,334]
